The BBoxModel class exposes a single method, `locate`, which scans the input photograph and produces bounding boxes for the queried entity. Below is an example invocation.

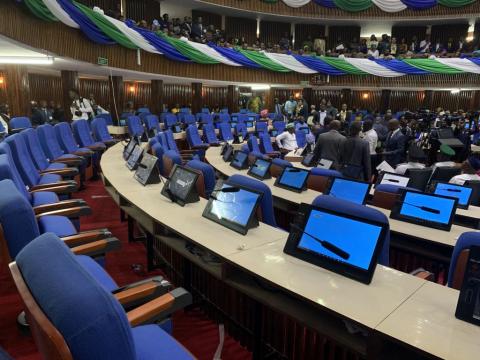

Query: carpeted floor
[0,179,251,360]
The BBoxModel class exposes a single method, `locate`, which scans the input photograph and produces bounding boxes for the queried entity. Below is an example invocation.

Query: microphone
[403,202,441,214]
[445,188,462,193]
[137,163,147,169]
[210,186,240,202]
[286,168,301,173]
[385,178,400,183]
[290,223,350,260]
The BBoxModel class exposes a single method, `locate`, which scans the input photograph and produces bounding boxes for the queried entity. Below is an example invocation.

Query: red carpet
[0,179,251,360]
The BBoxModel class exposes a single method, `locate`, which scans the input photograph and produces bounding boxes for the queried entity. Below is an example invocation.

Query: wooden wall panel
[79,77,110,109]
[126,0,160,24]
[163,84,192,107]
[191,10,222,30]
[431,23,469,45]
[123,81,151,109]
[350,90,382,111]
[327,26,360,51]
[391,26,427,42]
[295,24,325,50]
[312,90,343,108]
[225,16,257,44]
[77,0,119,11]
[0,71,8,106]
[431,90,475,111]
[389,91,424,112]
[203,86,228,108]
[260,21,290,46]
[28,74,62,104]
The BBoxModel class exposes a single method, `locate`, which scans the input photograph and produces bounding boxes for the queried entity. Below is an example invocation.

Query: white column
[256,18,260,39]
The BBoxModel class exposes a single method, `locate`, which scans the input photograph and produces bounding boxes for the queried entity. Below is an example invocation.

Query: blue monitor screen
[434,183,472,207]
[399,192,456,225]
[329,178,369,205]
[249,159,270,178]
[231,151,247,168]
[278,167,309,190]
[298,209,383,270]
[210,184,260,226]
[246,121,254,127]
[248,116,256,121]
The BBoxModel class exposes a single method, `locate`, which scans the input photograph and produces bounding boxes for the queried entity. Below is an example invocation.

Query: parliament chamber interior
[2,0,480,359]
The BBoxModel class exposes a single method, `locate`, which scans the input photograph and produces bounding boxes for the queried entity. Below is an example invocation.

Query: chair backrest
[4,134,41,187]
[465,180,480,206]
[405,167,433,192]
[259,132,275,153]
[13,233,137,360]
[255,122,268,135]
[295,130,307,148]
[448,232,480,289]
[312,195,390,266]
[186,125,204,148]
[9,117,32,131]
[163,130,179,153]
[91,117,113,142]
[201,107,210,114]
[156,132,170,150]
[72,120,95,147]
[202,124,218,144]
[273,121,286,133]
[0,152,32,202]
[164,113,178,128]
[430,166,461,184]
[21,128,50,171]
[270,158,292,178]
[144,114,160,132]
[162,150,182,178]
[198,113,213,125]
[228,174,277,227]
[247,136,262,154]
[151,143,165,176]
[218,113,230,123]
[55,123,80,154]
[237,114,248,123]
[234,123,248,138]
[137,107,150,114]
[182,114,196,125]
[95,113,113,126]
[307,168,343,193]
[0,179,40,260]
[127,116,144,138]
[186,159,215,199]
[37,124,65,160]
[219,123,233,141]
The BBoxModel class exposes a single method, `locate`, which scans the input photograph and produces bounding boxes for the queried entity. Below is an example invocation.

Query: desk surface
[376,281,480,360]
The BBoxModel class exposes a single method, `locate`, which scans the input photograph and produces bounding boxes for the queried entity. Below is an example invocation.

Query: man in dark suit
[31,100,54,126]
[383,119,406,167]
[340,121,371,181]
[191,17,204,41]
[312,120,346,169]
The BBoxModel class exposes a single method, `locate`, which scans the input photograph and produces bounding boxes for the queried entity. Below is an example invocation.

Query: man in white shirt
[276,123,297,154]
[362,120,378,154]
[449,157,480,185]
[69,89,94,121]
[367,45,379,59]
[395,144,426,175]
[284,95,297,119]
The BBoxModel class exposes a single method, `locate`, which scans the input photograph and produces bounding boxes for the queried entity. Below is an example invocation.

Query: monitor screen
[166,165,198,203]
[202,182,262,234]
[326,178,371,205]
[248,158,271,179]
[134,153,159,185]
[275,167,309,192]
[222,145,233,162]
[248,116,256,121]
[379,172,410,188]
[391,191,457,230]
[230,151,248,169]
[123,137,138,160]
[271,130,278,137]
[126,146,143,170]
[434,182,472,209]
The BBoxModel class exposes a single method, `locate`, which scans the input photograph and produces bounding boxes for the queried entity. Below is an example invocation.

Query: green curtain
[319,57,367,75]
[333,0,373,12]
[239,50,290,72]
[24,0,57,22]
[73,1,137,49]
[438,0,475,7]
[160,34,219,64]
[404,59,464,74]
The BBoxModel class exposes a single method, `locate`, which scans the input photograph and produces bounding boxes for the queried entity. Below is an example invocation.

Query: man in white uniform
[449,157,480,185]
[69,89,93,121]
[276,123,297,155]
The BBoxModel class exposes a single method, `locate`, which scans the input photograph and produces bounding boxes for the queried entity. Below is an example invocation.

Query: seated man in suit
[395,144,426,175]
[449,157,480,185]
[383,119,406,167]
[31,100,54,127]
[312,120,346,169]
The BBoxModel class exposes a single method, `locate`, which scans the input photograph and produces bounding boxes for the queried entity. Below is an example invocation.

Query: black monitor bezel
[247,158,272,180]
[222,144,234,162]
[123,136,139,160]
[324,177,372,205]
[134,152,160,186]
[230,151,249,170]
[126,145,143,171]
[274,166,310,193]
[432,181,473,210]
[375,171,411,188]
[390,190,458,231]
[283,203,387,284]
[160,164,200,207]
[202,180,263,235]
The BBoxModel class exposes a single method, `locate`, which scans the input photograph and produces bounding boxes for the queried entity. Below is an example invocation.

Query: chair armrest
[73,150,93,157]
[33,199,90,214]
[410,268,435,281]
[70,238,121,257]
[52,158,84,167]
[113,277,172,308]
[40,167,79,177]
[30,181,78,193]
[191,144,209,150]
[35,206,92,219]
[60,228,113,247]
[127,288,192,326]
[86,145,105,151]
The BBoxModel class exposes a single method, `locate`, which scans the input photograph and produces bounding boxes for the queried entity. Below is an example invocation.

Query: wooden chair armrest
[33,199,89,214]
[410,268,435,281]
[52,158,83,167]
[73,151,93,157]
[70,238,121,257]
[191,144,209,150]
[114,277,171,308]
[30,181,78,193]
[35,206,92,219]
[61,228,113,246]
[40,168,79,177]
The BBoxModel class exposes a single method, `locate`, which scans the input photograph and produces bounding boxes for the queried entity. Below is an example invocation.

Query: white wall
[159,1,192,19]
[360,22,392,38]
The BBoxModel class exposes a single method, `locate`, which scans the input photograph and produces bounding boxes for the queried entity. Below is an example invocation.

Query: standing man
[273,98,284,120]
[276,123,297,155]
[341,122,371,181]
[284,95,297,121]
[383,119,406,167]
[69,89,93,121]
[0,104,10,135]
[191,17,204,41]
[312,120,346,169]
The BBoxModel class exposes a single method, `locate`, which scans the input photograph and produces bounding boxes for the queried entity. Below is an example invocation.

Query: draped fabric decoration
[17,0,480,77]
[281,0,312,7]
[371,0,407,12]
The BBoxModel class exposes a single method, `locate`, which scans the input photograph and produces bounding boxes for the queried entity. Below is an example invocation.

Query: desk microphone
[137,163,147,169]
[210,186,240,202]
[403,202,440,214]
[290,223,350,260]
[287,168,301,173]
[445,188,462,193]
[385,178,400,183]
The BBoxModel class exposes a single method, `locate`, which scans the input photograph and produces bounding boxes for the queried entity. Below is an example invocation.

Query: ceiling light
[0,56,54,65]
[450,89,460,94]
[250,84,270,90]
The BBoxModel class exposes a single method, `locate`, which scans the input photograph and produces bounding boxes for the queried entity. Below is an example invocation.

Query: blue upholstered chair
[372,184,419,210]
[163,113,179,131]
[259,132,280,157]
[237,113,248,124]
[9,117,32,133]
[91,117,117,146]
[307,168,343,193]
[155,132,170,150]
[54,123,92,156]
[127,115,145,138]
[186,159,215,199]
[273,121,286,134]
[72,120,106,151]
[95,113,113,126]
[295,130,307,148]
[270,158,292,178]
[137,107,150,114]
[181,113,196,126]
[162,150,182,178]
[234,122,248,139]
[163,130,198,161]
[448,232,480,289]
[255,121,268,136]
[216,113,231,128]
[197,113,213,126]
[219,123,234,142]
[201,107,210,114]
[312,195,390,266]
[202,124,220,146]
[151,143,166,176]
[247,136,262,154]
[186,125,209,150]
[228,174,277,228]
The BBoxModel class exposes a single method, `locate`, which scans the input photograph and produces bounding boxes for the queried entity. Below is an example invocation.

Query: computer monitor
[222,145,234,162]
[172,124,182,133]
[161,164,199,206]
[274,166,309,193]
[390,191,458,231]
[247,158,272,180]
[119,118,127,126]
[202,181,262,235]
[270,129,278,137]
[230,151,249,170]
[134,153,160,186]
[126,145,143,171]
[123,136,139,160]
[246,121,254,128]
[324,178,371,205]
[377,172,410,188]
[284,203,387,284]
[433,182,473,210]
